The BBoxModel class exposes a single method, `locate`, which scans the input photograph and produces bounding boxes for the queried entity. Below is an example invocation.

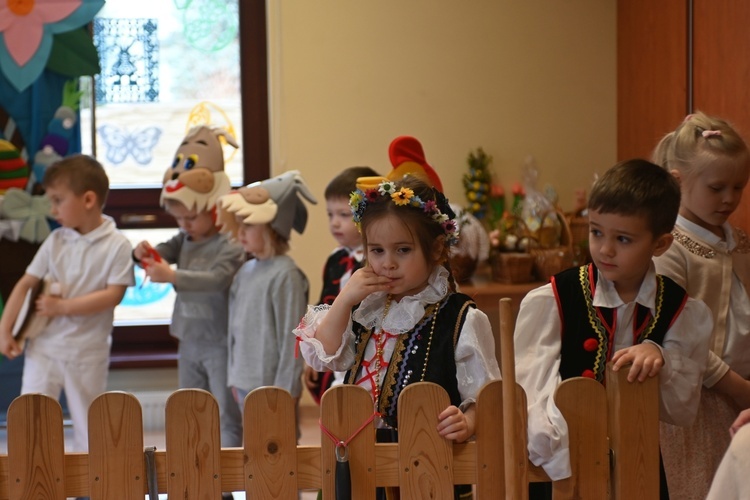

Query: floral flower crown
[349,177,459,246]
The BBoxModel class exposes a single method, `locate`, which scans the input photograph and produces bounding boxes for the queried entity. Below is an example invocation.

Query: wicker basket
[529,210,575,280]
[449,253,478,283]
[566,212,591,265]
[490,251,535,284]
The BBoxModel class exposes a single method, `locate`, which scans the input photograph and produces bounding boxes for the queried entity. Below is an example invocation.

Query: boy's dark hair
[43,154,110,208]
[588,159,680,237]
[325,166,379,199]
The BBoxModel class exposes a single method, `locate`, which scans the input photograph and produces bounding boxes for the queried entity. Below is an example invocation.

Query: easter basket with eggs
[525,209,575,281]
[516,156,574,281]
[487,210,535,284]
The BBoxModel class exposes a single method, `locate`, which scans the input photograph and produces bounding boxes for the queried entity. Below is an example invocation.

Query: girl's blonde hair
[245,222,289,258]
[652,111,750,179]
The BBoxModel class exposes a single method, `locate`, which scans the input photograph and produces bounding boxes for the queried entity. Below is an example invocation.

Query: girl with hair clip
[653,111,750,499]
[294,174,501,499]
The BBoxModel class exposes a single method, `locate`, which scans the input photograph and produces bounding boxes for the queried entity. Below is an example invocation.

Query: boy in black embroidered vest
[303,165,379,404]
[514,159,713,493]
[294,173,500,499]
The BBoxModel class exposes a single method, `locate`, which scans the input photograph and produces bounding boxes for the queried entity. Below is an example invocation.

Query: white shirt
[514,263,712,480]
[25,216,134,362]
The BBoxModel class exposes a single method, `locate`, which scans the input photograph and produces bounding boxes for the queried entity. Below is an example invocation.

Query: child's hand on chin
[338,267,392,306]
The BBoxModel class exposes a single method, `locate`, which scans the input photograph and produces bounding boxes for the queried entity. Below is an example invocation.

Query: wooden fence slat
[553,378,609,500]
[88,391,145,500]
[499,297,530,500]
[165,388,222,498]
[244,387,298,499]
[475,379,505,500]
[319,385,376,499]
[7,394,66,499]
[607,364,659,500]
[397,382,453,499]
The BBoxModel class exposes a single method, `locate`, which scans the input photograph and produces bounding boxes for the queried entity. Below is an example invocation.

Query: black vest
[552,264,688,383]
[345,293,475,429]
[319,248,363,305]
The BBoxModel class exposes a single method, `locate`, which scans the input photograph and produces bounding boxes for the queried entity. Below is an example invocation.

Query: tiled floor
[0,404,321,500]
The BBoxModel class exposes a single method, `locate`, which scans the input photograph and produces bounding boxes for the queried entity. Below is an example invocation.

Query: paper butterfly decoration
[0,0,104,92]
[97,124,162,165]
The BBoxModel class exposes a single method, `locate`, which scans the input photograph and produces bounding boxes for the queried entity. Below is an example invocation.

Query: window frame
[104,0,269,368]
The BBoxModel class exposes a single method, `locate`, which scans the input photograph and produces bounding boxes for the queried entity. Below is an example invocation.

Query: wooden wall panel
[693,0,750,231]
[617,0,688,161]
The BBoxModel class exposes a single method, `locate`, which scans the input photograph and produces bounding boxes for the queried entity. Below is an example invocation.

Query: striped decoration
[0,106,28,163]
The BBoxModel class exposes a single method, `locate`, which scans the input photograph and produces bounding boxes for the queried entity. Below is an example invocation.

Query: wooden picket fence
[0,298,659,499]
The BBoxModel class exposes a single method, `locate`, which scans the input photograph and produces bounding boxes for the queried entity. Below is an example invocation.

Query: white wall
[267,0,617,299]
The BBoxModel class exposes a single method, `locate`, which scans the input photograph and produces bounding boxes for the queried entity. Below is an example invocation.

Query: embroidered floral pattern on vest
[579,265,665,380]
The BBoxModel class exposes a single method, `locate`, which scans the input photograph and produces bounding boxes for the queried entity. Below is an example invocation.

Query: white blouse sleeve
[513,284,572,481]
[293,304,356,372]
[454,307,501,410]
[657,296,713,426]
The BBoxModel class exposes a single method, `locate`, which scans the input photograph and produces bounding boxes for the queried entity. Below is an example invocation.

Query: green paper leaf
[46,28,101,78]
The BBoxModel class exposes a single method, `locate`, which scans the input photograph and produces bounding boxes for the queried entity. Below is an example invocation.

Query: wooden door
[617,0,688,161]
[693,0,750,231]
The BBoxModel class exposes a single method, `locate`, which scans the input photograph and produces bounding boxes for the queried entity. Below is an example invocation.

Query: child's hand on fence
[611,342,664,382]
[437,405,475,443]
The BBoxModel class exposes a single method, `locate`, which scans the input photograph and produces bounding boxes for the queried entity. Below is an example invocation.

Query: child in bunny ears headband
[160,125,238,212]
[132,125,246,465]
[294,136,500,499]
[216,170,317,430]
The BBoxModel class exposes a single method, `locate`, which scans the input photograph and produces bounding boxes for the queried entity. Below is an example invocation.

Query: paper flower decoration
[0,0,104,91]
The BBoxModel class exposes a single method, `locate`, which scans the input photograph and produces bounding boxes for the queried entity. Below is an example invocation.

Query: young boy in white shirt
[514,159,713,498]
[0,154,134,452]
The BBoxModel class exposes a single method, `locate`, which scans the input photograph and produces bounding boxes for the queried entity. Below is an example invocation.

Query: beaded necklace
[371,294,393,412]
[367,295,441,416]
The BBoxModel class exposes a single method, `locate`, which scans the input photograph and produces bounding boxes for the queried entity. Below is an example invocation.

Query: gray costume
[156,231,245,447]
[227,255,307,398]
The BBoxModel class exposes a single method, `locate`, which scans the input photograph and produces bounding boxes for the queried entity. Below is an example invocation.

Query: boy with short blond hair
[133,127,244,472]
[514,159,713,496]
[0,154,134,452]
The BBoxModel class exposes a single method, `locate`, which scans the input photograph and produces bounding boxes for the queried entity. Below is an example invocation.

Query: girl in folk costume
[294,140,500,499]
[653,112,750,499]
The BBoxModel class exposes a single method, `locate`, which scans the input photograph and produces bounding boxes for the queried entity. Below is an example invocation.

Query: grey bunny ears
[217,170,317,240]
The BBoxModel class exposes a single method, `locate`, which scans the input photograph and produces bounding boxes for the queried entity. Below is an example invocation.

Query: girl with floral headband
[653,111,750,499]
[294,174,501,499]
